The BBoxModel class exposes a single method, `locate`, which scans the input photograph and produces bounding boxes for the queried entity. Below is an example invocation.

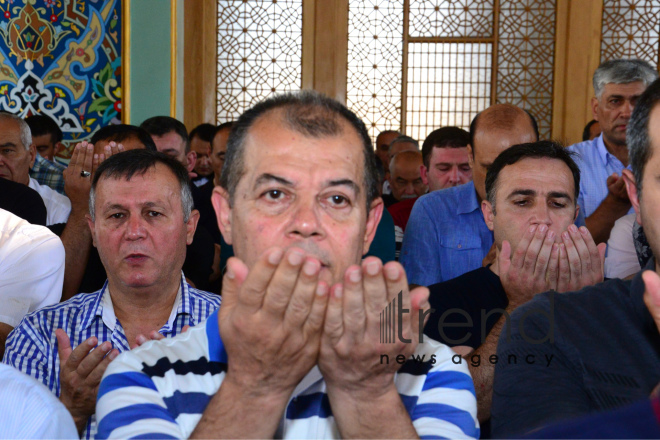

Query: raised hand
[498,224,559,307]
[557,225,606,292]
[218,247,328,398]
[134,326,191,347]
[319,257,430,395]
[56,329,119,434]
[607,172,630,203]
[63,142,96,208]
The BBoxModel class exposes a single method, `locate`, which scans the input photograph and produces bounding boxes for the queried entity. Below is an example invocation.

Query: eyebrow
[102,201,165,212]
[507,189,572,200]
[253,174,361,195]
[0,142,18,148]
[254,173,294,190]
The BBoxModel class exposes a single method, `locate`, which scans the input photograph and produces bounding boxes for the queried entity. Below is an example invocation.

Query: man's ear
[481,199,495,232]
[211,186,233,245]
[591,97,600,121]
[85,213,98,248]
[623,169,642,226]
[420,165,429,186]
[28,144,36,168]
[362,197,384,255]
[573,203,580,223]
[185,209,200,245]
[186,151,197,173]
[467,144,475,170]
[54,141,65,156]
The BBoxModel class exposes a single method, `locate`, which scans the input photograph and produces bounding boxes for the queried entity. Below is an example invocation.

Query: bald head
[467,104,539,202]
[470,104,538,149]
[388,150,427,201]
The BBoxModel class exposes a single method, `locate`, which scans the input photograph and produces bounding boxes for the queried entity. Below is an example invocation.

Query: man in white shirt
[0,363,77,439]
[0,208,65,358]
[0,113,71,225]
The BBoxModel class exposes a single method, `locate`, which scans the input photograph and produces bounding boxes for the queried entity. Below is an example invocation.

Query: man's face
[482,157,578,252]
[375,131,399,172]
[213,110,382,285]
[422,147,472,191]
[88,163,198,291]
[468,122,537,202]
[0,118,35,185]
[628,105,660,271]
[151,131,187,164]
[211,128,230,181]
[592,81,646,147]
[389,156,427,201]
[191,136,213,177]
[32,133,57,161]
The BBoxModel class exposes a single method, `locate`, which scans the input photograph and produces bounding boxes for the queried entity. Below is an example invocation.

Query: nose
[530,203,552,226]
[448,166,460,183]
[622,100,634,119]
[288,198,323,240]
[124,215,147,241]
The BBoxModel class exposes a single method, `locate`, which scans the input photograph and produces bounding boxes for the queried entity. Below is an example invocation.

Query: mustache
[284,243,332,267]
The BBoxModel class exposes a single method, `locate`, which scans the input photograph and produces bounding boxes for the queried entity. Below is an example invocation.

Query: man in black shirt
[424,141,606,428]
[0,177,47,225]
[491,77,660,437]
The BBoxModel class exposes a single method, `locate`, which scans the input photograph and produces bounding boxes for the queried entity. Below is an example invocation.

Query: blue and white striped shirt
[2,275,221,440]
[566,134,634,218]
[96,309,479,439]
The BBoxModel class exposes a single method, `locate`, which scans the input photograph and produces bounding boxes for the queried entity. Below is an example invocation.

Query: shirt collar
[594,133,630,169]
[594,134,611,167]
[456,181,481,215]
[80,276,189,332]
[80,281,108,330]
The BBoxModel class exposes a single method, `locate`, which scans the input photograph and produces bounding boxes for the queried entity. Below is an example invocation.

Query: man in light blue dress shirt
[566,59,657,244]
[400,104,539,286]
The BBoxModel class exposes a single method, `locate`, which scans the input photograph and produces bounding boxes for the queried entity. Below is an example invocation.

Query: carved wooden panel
[216,0,303,122]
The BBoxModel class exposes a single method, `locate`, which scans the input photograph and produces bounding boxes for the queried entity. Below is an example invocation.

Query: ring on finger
[80,170,91,178]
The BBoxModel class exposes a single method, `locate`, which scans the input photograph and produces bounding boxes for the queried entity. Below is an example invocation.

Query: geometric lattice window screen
[347,0,556,144]
[346,1,404,141]
[216,1,302,123]
[496,0,556,140]
[406,43,492,141]
[601,0,660,68]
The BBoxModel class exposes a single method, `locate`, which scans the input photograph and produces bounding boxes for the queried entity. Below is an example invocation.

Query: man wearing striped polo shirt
[2,149,221,439]
[96,92,478,439]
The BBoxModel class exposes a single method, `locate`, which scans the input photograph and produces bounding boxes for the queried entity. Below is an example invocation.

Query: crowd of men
[2,58,660,439]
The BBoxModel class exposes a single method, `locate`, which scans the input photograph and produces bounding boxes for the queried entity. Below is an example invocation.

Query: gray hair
[0,113,32,150]
[388,135,419,155]
[593,59,658,99]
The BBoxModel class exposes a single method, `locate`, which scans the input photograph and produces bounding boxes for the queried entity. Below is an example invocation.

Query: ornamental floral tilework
[0,0,122,160]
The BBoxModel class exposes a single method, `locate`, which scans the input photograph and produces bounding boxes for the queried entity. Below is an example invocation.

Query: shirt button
[457,244,462,249]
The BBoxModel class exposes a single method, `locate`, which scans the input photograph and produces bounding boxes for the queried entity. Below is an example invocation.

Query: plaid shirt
[2,275,221,440]
[29,154,67,195]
